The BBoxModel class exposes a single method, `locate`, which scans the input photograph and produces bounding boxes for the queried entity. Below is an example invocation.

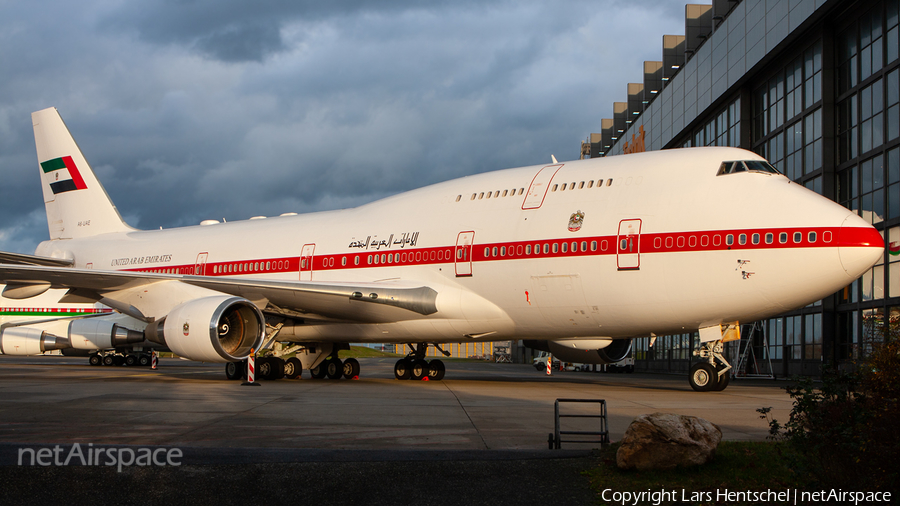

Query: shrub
[757,339,899,491]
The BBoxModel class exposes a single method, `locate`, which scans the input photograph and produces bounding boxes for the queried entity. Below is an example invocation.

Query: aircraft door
[617,219,641,270]
[521,165,563,210]
[300,244,315,281]
[455,231,475,277]
[194,252,208,275]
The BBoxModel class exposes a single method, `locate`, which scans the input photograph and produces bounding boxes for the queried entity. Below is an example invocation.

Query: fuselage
[34,147,883,344]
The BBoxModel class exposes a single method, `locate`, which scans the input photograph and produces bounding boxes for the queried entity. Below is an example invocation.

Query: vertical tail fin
[32,107,132,240]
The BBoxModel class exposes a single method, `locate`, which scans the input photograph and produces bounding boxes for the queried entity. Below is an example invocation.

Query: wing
[0,263,437,323]
[0,251,74,267]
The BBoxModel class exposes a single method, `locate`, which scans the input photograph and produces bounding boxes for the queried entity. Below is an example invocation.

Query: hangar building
[583,0,899,377]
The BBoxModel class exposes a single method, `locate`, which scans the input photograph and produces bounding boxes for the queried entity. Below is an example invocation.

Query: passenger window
[492,247,499,256]
[561,242,568,253]
[456,195,462,202]
[526,245,532,255]
[486,191,491,199]
[739,234,747,245]
[579,182,585,189]
[588,180,594,188]
[354,256,360,265]
[479,192,484,199]
[779,232,788,244]
[372,255,378,265]
[581,241,587,251]
[484,247,490,257]
[519,188,524,195]
[552,184,558,192]
[500,246,507,256]
[470,193,476,200]
[765,233,774,244]
[341,257,347,266]
[381,254,386,264]
[543,244,550,254]
[713,235,721,247]
[560,184,566,191]
[809,232,817,243]
[607,179,613,186]
[502,190,508,197]
[552,243,559,253]
[726,234,734,246]
[793,232,802,243]
[591,241,597,251]
[752,233,760,245]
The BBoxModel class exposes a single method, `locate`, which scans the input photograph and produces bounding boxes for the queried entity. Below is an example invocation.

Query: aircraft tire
[258,357,273,380]
[89,354,102,366]
[310,363,327,379]
[342,358,360,379]
[102,355,116,366]
[271,357,285,380]
[427,359,445,381]
[410,359,430,381]
[225,362,242,380]
[325,357,343,379]
[713,368,731,391]
[138,354,151,367]
[689,362,718,392]
[284,357,302,379]
[393,359,411,380]
[125,354,138,366]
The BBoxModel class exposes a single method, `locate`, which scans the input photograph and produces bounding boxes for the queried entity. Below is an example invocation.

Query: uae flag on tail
[41,156,87,194]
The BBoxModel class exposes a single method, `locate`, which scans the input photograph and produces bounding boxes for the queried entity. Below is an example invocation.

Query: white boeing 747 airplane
[0,108,883,391]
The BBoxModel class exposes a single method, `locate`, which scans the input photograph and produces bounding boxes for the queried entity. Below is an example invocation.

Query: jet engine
[0,327,70,355]
[523,338,632,364]
[0,319,145,355]
[144,296,264,363]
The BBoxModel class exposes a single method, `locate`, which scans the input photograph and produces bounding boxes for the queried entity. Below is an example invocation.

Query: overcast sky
[0,0,689,254]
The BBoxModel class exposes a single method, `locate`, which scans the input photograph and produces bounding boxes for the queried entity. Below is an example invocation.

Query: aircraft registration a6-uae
[0,107,884,390]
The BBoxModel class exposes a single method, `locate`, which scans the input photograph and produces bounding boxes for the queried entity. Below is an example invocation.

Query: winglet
[32,107,132,240]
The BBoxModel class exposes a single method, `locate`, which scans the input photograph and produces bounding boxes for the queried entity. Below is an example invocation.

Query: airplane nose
[838,214,884,278]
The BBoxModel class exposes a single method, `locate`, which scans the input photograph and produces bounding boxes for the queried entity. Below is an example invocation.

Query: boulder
[616,413,722,470]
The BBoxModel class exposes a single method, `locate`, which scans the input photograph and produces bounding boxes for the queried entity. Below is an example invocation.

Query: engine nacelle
[523,338,633,364]
[144,296,264,363]
[0,327,70,356]
[67,319,145,350]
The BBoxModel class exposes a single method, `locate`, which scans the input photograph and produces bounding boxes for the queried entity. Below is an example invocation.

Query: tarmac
[0,356,794,505]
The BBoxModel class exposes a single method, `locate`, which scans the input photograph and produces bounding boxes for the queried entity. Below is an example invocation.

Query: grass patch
[585,441,809,503]
[337,346,404,358]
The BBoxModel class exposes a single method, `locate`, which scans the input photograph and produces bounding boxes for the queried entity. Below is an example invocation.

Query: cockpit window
[717,160,782,176]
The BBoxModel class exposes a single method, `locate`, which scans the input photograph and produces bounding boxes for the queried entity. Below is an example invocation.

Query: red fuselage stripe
[121,227,882,277]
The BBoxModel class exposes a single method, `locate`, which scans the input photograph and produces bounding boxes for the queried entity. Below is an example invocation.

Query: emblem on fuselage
[183,322,190,336]
[568,210,585,232]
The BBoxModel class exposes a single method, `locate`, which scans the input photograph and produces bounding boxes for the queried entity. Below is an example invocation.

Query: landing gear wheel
[713,367,731,391]
[410,359,430,381]
[125,354,138,366]
[225,362,242,380]
[342,358,360,379]
[89,354,102,366]
[102,355,116,366]
[393,358,412,380]
[325,357,343,379]
[138,354,151,367]
[258,357,285,380]
[310,363,328,379]
[284,357,302,379]
[427,359,445,381]
[689,362,718,392]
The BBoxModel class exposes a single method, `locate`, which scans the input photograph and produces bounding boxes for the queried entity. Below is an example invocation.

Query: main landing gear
[224,352,361,381]
[393,342,447,381]
[689,340,732,392]
[88,352,153,367]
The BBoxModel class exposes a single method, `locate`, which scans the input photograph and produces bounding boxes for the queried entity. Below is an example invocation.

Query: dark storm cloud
[102,0,486,62]
[0,0,689,253]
